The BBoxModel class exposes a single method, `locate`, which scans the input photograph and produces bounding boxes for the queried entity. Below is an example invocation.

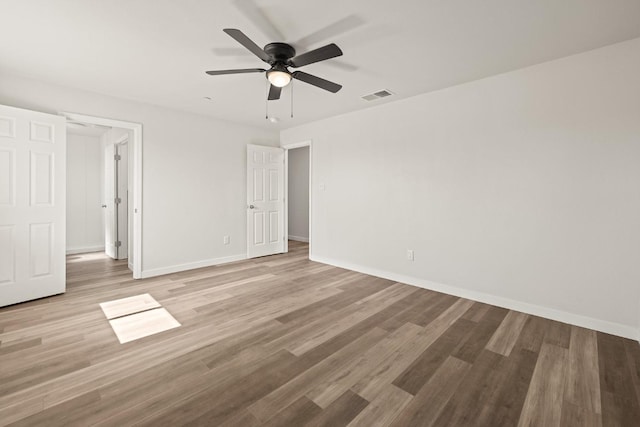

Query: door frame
[282,140,312,257]
[62,112,143,279]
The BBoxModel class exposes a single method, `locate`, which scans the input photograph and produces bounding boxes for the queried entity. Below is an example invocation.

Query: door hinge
[114,197,122,204]
[115,241,122,248]
[114,154,121,161]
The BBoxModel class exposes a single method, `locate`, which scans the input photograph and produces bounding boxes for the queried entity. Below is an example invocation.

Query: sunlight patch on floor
[108,308,181,344]
[99,293,161,319]
[100,294,180,343]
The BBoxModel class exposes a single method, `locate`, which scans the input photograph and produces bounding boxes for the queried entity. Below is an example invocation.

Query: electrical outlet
[407,249,414,261]
[223,235,230,245]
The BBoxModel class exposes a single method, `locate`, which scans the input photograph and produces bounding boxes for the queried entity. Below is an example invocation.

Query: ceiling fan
[206,28,343,101]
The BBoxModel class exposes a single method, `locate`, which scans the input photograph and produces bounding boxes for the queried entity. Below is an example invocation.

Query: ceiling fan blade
[268,85,282,101]
[294,15,364,47]
[232,0,284,42]
[292,71,342,93]
[289,43,343,68]
[223,28,270,63]
[324,60,358,72]
[211,47,252,57]
[205,68,266,75]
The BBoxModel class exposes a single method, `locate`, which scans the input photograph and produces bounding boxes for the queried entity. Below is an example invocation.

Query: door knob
[249,205,256,209]
[101,204,107,208]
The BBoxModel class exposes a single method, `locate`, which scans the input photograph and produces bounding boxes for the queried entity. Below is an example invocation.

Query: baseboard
[288,235,309,243]
[310,255,640,341]
[66,246,105,255]
[128,262,133,272]
[140,254,247,279]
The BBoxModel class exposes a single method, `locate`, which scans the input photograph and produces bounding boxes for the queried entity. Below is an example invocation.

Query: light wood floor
[1,241,639,426]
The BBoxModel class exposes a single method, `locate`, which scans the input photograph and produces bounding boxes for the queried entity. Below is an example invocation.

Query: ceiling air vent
[361,89,394,101]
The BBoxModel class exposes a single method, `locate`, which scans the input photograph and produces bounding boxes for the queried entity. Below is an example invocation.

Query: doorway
[283,140,312,257]
[66,123,131,266]
[63,112,143,279]
[66,121,110,257]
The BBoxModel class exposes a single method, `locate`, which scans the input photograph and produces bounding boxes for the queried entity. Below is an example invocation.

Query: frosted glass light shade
[267,70,291,87]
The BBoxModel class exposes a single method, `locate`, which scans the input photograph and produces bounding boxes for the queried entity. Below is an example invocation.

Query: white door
[115,143,128,260]
[247,144,285,258]
[104,143,117,259]
[0,104,66,307]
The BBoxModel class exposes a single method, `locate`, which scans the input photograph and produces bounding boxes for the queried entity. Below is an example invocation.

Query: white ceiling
[1,0,639,130]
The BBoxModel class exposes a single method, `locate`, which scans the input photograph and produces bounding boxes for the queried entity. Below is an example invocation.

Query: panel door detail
[246,144,284,258]
[0,104,66,307]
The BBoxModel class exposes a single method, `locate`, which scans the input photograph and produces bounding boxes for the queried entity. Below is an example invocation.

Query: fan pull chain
[290,80,294,118]
[265,80,270,120]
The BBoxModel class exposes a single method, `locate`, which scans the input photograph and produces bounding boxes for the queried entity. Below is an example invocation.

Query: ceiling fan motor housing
[264,42,296,65]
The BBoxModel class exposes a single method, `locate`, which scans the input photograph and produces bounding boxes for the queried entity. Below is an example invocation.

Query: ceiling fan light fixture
[267,70,291,87]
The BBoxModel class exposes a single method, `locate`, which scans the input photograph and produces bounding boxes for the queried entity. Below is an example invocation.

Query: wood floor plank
[306,322,422,408]
[409,293,460,327]
[391,318,476,396]
[85,358,212,425]
[600,390,640,427]
[390,299,475,395]
[485,310,529,356]
[273,283,417,356]
[433,349,506,426]
[0,242,637,426]
[517,343,568,427]
[100,363,264,425]
[0,396,43,426]
[0,337,42,356]
[262,396,322,427]
[137,349,306,426]
[347,385,412,427]
[9,390,101,427]
[544,319,572,348]
[390,356,471,427]
[304,390,369,427]
[217,410,261,427]
[451,305,507,363]
[624,338,640,409]
[565,327,601,416]
[474,348,539,426]
[597,332,640,426]
[560,401,602,427]
[512,315,548,354]
[377,290,441,331]
[352,319,474,402]
[461,301,492,322]
[248,328,388,423]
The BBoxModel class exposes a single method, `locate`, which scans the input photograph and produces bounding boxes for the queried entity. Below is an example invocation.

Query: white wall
[0,72,279,276]
[66,133,103,254]
[281,38,640,340]
[288,146,310,242]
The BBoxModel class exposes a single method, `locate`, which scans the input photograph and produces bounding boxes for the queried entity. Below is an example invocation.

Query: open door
[0,104,66,307]
[104,141,128,260]
[115,142,128,261]
[247,144,285,258]
[104,142,117,259]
